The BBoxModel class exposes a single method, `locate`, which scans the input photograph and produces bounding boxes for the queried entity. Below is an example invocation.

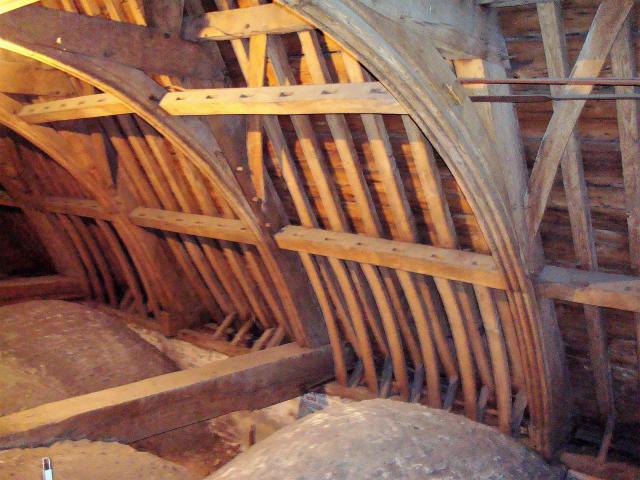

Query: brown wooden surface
[0,343,336,449]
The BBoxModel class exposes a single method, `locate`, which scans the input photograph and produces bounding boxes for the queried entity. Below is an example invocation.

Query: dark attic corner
[0,0,639,478]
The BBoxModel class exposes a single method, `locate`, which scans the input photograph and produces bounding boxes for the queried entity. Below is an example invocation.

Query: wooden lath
[16,82,403,124]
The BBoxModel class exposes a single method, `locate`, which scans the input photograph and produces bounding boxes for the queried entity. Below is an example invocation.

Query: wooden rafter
[526,0,634,240]
[537,0,614,421]
[280,0,569,455]
[610,17,640,391]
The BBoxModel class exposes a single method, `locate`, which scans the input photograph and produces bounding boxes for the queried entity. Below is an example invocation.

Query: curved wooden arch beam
[277,0,568,455]
[0,135,90,296]
[0,37,327,347]
[0,91,205,325]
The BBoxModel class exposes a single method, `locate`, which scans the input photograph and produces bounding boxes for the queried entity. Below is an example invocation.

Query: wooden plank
[0,343,337,449]
[526,0,634,239]
[0,5,221,79]
[610,18,640,390]
[183,3,312,41]
[0,60,74,96]
[276,226,505,290]
[130,207,259,245]
[539,265,640,313]
[538,0,614,420]
[0,0,37,14]
[18,93,131,124]
[0,275,83,303]
[161,82,403,115]
[17,82,402,123]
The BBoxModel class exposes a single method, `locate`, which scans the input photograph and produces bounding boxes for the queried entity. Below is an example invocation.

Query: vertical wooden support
[610,18,640,392]
[537,1,614,421]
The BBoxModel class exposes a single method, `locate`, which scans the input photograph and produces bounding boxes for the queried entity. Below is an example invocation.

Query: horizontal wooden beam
[160,82,404,115]
[18,93,131,124]
[0,192,113,220]
[0,60,74,96]
[0,0,37,14]
[275,225,505,289]
[0,5,221,79]
[0,343,336,448]
[41,196,112,220]
[17,82,403,123]
[539,265,640,313]
[182,3,312,41]
[130,207,258,245]
[0,275,83,304]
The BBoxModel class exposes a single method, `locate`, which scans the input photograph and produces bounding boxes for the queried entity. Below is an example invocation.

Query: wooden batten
[18,93,131,124]
[161,82,403,115]
[130,207,258,245]
[275,226,505,290]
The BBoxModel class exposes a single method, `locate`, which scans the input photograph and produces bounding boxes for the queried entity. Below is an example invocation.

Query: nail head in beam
[130,207,259,245]
[160,82,404,116]
[18,93,132,124]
